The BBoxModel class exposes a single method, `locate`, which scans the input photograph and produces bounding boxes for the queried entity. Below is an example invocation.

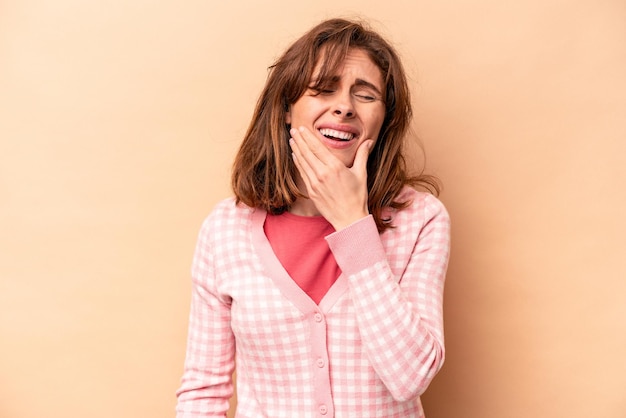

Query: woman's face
[286,48,386,167]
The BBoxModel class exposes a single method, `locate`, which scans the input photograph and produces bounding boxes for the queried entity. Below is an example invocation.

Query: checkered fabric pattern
[176,187,451,418]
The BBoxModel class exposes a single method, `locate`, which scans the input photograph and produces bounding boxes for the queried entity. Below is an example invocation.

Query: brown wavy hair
[231,18,439,232]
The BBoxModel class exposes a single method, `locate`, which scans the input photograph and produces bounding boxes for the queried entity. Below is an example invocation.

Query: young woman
[176,18,451,418]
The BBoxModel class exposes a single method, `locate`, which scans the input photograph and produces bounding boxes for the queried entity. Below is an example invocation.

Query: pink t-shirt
[264,211,341,304]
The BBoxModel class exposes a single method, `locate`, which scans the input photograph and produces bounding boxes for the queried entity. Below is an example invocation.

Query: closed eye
[308,86,335,96]
[307,84,382,103]
[353,93,376,102]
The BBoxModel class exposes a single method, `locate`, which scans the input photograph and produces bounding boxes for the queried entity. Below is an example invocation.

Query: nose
[332,90,355,118]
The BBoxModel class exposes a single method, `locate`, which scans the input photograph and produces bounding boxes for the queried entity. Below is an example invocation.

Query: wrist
[331,211,370,232]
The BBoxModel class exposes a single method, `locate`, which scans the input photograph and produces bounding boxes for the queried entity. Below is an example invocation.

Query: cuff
[325,215,387,277]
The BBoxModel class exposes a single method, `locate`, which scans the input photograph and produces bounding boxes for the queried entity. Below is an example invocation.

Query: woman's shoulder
[211,196,251,214]
[199,197,257,232]
[397,186,447,213]
[392,186,450,226]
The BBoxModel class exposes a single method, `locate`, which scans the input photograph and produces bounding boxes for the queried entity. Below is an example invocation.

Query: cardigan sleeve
[326,193,451,401]
[176,215,235,417]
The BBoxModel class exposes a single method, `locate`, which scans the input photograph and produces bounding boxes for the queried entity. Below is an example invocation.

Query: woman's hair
[231,18,440,231]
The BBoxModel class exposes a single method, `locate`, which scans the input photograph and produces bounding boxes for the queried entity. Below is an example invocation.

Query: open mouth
[318,128,355,142]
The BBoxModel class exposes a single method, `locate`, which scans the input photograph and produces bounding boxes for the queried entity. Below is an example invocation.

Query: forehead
[312,48,384,88]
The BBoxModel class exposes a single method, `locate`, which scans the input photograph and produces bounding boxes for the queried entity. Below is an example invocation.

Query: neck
[289,174,322,217]
[289,197,321,217]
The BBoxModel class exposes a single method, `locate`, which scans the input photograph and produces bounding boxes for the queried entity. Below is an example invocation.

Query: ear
[285,107,291,125]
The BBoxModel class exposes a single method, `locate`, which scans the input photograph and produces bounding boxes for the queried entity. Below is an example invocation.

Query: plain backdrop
[1,1,625,417]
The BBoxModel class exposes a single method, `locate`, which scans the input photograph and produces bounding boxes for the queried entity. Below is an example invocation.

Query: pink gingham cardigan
[176,187,451,418]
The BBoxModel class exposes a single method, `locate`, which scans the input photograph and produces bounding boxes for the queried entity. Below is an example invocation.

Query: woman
[176,18,451,418]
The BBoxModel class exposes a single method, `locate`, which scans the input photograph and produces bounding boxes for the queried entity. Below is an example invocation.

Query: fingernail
[290,128,297,136]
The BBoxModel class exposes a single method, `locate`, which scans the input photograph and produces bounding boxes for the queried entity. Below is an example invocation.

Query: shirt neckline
[251,208,348,314]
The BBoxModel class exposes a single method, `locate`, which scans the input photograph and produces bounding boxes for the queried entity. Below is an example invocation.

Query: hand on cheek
[289,126,373,231]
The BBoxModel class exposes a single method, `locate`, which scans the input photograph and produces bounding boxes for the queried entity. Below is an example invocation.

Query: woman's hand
[289,126,373,231]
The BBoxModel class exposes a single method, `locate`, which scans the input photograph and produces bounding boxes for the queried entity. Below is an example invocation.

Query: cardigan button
[316,358,325,368]
[319,404,328,415]
[314,313,323,322]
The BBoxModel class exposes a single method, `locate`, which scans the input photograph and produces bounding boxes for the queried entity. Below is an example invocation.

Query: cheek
[369,113,385,137]
[366,106,386,129]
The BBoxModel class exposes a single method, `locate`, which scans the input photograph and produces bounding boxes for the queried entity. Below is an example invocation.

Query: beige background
[1,1,625,417]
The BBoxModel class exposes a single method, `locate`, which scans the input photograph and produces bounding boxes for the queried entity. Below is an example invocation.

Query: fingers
[290,138,314,192]
[289,127,336,167]
[352,139,374,176]
[288,126,372,229]
[289,129,314,188]
[289,125,372,183]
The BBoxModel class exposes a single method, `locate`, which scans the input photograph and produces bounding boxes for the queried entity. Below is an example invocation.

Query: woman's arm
[326,194,450,401]
[176,217,235,417]
[288,125,450,400]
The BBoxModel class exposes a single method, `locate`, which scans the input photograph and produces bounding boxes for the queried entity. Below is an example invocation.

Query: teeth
[319,128,355,141]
